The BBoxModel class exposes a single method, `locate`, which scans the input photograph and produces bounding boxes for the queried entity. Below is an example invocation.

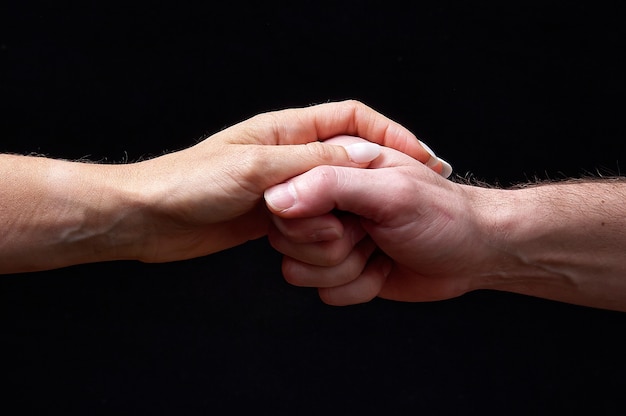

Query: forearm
[476,179,626,311]
[0,154,146,273]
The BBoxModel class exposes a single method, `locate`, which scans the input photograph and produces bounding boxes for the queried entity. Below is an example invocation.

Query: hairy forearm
[475,178,626,311]
[0,154,146,273]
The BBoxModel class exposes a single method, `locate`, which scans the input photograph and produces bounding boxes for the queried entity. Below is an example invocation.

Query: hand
[265,136,492,306]
[1,99,451,274]
[126,100,448,262]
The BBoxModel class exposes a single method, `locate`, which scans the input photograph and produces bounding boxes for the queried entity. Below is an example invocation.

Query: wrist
[470,180,626,310]
[0,155,152,273]
[466,185,568,294]
[46,160,150,267]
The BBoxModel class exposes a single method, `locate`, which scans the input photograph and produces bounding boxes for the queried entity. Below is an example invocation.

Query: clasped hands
[4,99,624,311]
[135,99,477,306]
[1,99,484,305]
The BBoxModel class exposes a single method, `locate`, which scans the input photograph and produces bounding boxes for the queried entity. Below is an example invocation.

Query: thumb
[250,140,382,191]
[264,164,396,220]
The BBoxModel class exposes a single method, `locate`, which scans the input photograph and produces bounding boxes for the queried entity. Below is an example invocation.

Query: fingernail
[440,158,453,178]
[419,140,438,159]
[426,156,440,168]
[264,182,297,212]
[342,142,381,164]
[420,140,441,169]
[420,140,452,177]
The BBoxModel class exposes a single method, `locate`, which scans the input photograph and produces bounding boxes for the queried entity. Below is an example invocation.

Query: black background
[1,1,626,414]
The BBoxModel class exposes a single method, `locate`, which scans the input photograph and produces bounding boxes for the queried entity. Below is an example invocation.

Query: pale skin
[265,136,626,313]
[0,100,449,274]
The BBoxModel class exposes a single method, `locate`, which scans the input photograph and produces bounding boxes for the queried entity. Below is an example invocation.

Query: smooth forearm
[475,179,626,311]
[0,154,147,273]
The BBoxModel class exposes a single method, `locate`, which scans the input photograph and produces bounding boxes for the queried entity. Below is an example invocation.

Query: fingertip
[341,142,381,164]
[419,139,453,178]
[430,158,454,178]
[264,182,296,213]
[418,140,437,159]
[440,158,453,178]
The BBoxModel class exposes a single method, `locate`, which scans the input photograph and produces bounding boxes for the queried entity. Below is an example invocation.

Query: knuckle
[304,141,339,163]
[295,165,339,199]
[341,98,365,110]
[230,146,267,189]
[319,243,347,266]
[311,165,340,187]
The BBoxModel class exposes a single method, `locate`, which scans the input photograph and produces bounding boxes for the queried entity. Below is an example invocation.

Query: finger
[270,213,344,244]
[418,140,454,178]
[281,238,378,288]
[265,162,432,220]
[324,135,452,178]
[236,140,382,194]
[268,214,367,266]
[263,140,444,217]
[317,252,393,306]
[234,99,435,164]
[377,265,468,302]
[264,166,383,218]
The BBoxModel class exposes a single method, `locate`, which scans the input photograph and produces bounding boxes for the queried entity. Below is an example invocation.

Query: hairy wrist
[469,179,626,310]
[468,186,567,290]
